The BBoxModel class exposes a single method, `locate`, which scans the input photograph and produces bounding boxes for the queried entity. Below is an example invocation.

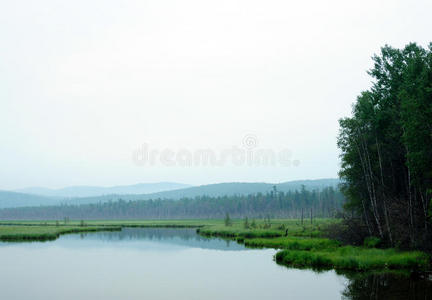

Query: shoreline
[0,219,430,274]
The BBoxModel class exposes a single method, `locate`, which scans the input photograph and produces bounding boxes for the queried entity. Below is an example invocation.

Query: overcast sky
[1,0,431,189]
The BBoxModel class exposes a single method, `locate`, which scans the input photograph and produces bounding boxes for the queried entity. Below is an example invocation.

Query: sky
[1,0,431,189]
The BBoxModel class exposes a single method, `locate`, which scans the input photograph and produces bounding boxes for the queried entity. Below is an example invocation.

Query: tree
[338,43,432,249]
[224,213,232,226]
[243,216,249,229]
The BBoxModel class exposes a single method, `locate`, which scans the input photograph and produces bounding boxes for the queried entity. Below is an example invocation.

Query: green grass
[275,246,428,271]
[197,219,429,271]
[243,236,340,250]
[197,218,336,238]
[0,219,224,241]
[0,219,223,227]
[0,225,120,241]
[198,225,283,238]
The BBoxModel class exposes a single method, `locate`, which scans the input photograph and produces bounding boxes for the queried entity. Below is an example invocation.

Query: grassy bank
[243,236,340,250]
[0,219,222,241]
[0,218,330,242]
[0,225,121,241]
[0,219,221,227]
[197,218,334,238]
[195,219,429,272]
[275,247,428,271]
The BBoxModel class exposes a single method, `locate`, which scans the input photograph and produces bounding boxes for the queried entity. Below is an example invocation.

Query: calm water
[0,228,430,300]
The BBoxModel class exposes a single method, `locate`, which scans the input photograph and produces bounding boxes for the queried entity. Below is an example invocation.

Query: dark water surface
[0,228,430,300]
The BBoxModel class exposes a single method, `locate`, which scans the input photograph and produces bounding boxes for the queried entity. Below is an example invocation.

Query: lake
[0,228,430,299]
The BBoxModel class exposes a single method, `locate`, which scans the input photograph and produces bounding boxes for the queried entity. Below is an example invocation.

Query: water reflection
[61,227,245,251]
[0,228,430,300]
[341,272,432,300]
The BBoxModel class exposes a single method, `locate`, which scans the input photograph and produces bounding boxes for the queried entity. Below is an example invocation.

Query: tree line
[338,43,432,249]
[0,186,344,220]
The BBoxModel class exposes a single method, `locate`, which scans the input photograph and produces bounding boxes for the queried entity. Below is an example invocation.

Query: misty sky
[1,0,431,189]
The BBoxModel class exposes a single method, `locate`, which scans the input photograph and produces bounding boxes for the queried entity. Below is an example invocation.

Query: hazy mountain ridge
[0,185,345,220]
[0,179,340,209]
[0,191,62,208]
[14,182,192,198]
[123,178,340,201]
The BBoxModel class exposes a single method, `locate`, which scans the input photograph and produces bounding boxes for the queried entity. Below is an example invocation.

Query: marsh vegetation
[1,218,429,272]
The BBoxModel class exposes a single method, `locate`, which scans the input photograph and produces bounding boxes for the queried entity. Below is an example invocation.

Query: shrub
[364,236,381,248]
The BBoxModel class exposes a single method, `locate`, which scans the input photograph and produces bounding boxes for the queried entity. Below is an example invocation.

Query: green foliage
[338,43,432,249]
[364,236,381,248]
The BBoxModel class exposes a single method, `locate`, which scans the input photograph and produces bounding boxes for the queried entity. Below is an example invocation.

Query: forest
[0,186,344,220]
[338,43,432,250]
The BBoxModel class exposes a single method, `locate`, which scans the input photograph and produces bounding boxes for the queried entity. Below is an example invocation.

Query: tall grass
[275,246,429,271]
[243,236,339,250]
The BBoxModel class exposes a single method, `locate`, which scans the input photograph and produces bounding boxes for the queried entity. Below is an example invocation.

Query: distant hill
[1,179,340,209]
[141,178,340,200]
[15,182,192,198]
[0,191,61,208]
[277,179,340,190]
[0,184,345,220]
[66,178,340,205]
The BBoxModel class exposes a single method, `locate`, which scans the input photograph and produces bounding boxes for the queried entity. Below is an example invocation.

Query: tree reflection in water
[341,271,432,300]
